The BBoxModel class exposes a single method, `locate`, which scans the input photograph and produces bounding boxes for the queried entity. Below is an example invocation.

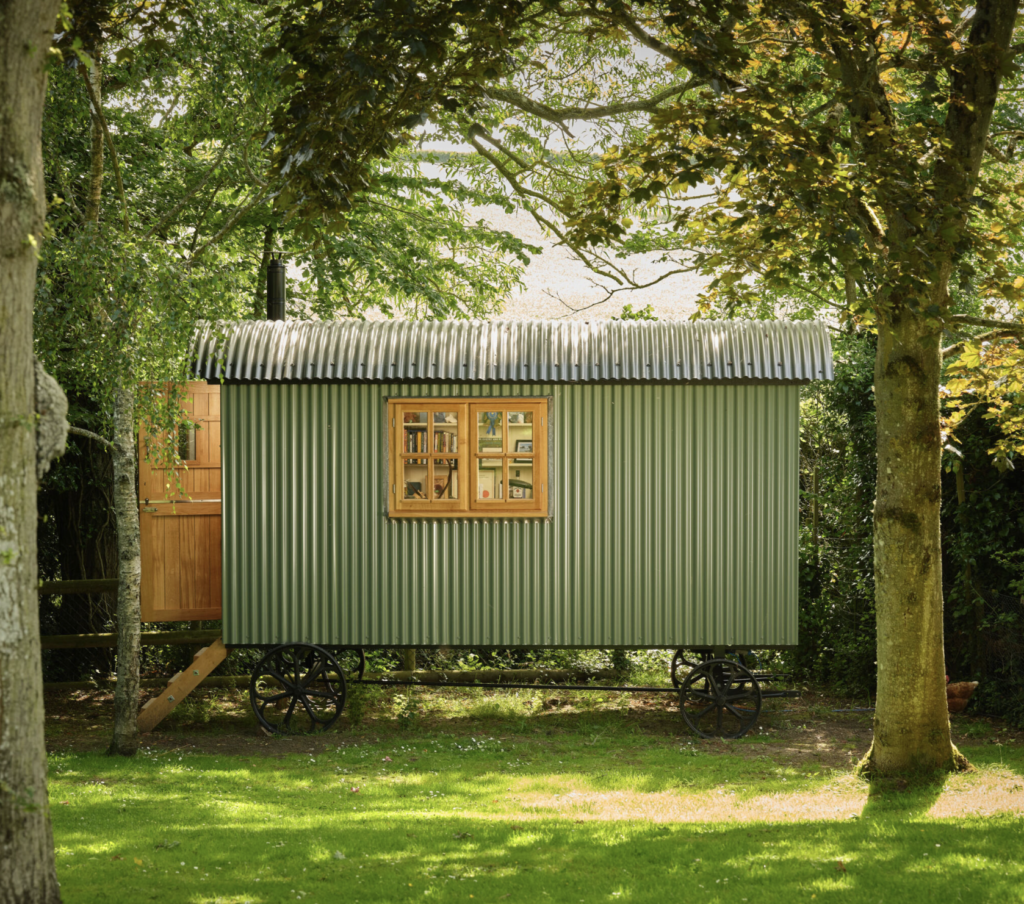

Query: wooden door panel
[140,382,222,623]
[208,420,221,466]
[140,507,222,622]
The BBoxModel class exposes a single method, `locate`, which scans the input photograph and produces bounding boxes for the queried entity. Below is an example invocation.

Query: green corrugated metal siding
[221,382,799,648]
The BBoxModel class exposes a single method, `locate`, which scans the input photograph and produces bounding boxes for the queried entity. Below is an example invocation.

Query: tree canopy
[259,0,1024,774]
[38,0,546,755]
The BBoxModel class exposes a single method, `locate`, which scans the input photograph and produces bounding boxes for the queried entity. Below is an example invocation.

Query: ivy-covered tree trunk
[0,0,64,899]
[83,58,104,224]
[108,385,142,756]
[868,309,963,773]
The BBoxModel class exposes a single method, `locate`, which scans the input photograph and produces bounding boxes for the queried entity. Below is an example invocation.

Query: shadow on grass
[50,794,1024,904]
[860,771,947,821]
[47,732,1024,904]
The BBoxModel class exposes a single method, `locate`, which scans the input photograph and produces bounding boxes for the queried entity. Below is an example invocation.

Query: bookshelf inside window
[388,399,547,517]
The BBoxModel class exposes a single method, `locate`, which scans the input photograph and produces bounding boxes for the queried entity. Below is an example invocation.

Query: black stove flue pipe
[267,256,286,321]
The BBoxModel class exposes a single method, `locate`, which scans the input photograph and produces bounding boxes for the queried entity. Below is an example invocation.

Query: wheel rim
[333,647,366,682]
[250,644,346,735]
[670,649,702,688]
[679,658,761,739]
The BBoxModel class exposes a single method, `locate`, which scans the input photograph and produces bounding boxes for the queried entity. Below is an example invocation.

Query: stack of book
[404,426,427,453]
[433,431,457,453]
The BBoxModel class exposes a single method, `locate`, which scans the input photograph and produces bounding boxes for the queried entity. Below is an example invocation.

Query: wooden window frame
[388,398,548,518]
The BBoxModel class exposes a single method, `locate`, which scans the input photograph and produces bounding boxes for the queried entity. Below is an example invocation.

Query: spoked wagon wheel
[670,649,704,688]
[250,644,347,735]
[679,658,762,739]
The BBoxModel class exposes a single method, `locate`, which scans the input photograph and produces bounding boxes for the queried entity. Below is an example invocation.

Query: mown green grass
[48,732,1024,904]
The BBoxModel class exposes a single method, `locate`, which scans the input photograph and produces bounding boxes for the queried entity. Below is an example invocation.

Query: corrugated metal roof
[192,319,833,384]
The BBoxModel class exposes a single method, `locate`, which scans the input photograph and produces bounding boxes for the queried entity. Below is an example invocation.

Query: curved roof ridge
[192,318,834,384]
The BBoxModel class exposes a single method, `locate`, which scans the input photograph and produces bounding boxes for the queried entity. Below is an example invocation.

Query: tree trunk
[83,58,103,224]
[811,459,819,566]
[0,1,64,900]
[107,386,142,756]
[865,309,963,774]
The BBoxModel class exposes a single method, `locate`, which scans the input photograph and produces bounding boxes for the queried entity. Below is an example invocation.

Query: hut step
[137,638,229,733]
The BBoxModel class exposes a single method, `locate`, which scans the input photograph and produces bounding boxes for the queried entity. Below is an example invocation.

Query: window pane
[477,459,503,500]
[402,458,428,499]
[509,411,535,460]
[402,411,429,453]
[178,423,196,461]
[432,411,458,453]
[432,459,458,500]
[477,410,503,453]
[508,464,534,500]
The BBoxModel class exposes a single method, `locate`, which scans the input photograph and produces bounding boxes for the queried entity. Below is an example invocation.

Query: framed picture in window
[514,439,533,463]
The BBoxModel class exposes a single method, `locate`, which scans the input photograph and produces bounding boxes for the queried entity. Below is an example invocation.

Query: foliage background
[793,331,1024,726]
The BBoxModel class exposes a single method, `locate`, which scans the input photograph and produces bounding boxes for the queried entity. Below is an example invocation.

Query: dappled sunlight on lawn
[516,765,1024,823]
[518,784,868,823]
[926,765,1024,818]
[46,740,1024,904]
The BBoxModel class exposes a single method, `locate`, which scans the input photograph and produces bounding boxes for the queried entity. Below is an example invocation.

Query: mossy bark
[0,1,64,900]
[856,0,1018,775]
[83,59,104,224]
[864,311,962,774]
[107,386,142,756]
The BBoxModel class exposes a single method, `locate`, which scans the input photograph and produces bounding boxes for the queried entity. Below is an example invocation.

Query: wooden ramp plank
[137,638,229,732]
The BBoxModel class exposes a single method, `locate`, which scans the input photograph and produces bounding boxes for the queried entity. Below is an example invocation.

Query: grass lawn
[46,685,1024,904]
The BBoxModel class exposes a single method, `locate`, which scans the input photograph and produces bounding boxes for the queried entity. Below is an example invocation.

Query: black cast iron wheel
[250,643,347,735]
[678,658,762,739]
[670,649,704,688]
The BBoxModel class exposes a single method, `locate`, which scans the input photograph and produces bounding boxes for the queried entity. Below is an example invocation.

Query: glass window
[178,422,197,462]
[389,399,547,517]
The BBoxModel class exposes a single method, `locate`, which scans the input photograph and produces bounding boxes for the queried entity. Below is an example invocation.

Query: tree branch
[486,80,697,124]
[844,267,859,309]
[469,135,642,286]
[144,140,234,240]
[601,9,698,70]
[57,167,84,223]
[603,7,741,92]
[469,133,572,215]
[69,426,115,451]
[946,314,1024,330]
[190,183,273,260]
[942,328,1022,358]
[241,137,269,188]
[81,64,129,232]
[143,140,232,240]
[985,138,1010,163]
[155,88,182,129]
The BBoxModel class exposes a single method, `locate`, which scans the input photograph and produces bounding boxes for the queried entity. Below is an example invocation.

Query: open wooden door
[139,382,222,622]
